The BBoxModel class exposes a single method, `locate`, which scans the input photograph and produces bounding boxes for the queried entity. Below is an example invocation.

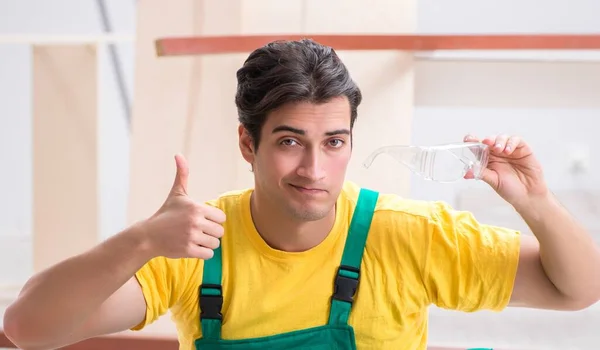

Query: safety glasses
[363,142,489,183]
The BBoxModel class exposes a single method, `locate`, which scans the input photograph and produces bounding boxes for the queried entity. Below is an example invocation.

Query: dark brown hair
[235,38,362,150]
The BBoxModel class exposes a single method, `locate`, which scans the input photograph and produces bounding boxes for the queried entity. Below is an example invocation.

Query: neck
[249,190,336,252]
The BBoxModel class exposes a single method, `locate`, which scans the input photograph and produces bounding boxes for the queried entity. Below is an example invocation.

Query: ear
[238,124,255,165]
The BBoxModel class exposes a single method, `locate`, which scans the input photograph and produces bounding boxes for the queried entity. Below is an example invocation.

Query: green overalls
[194,188,379,349]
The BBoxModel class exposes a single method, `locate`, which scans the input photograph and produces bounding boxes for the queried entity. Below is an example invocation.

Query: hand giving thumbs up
[143,154,226,260]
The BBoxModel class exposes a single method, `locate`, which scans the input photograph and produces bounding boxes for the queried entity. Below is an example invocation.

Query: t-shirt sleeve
[422,201,521,312]
[131,256,200,330]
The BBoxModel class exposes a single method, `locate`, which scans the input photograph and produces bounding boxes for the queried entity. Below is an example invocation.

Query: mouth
[289,184,327,195]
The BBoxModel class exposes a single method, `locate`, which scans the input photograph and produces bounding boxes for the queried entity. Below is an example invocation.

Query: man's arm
[456,134,600,312]
[3,154,224,350]
[2,226,150,350]
[510,192,600,310]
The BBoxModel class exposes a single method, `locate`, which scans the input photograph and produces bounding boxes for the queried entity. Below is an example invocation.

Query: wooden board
[32,45,98,272]
[0,330,515,350]
[156,34,600,56]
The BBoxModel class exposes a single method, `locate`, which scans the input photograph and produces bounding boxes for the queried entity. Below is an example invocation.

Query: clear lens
[427,144,486,182]
[427,150,471,182]
[428,142,489,182]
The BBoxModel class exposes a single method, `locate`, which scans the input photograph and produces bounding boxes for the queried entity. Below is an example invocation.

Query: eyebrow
[272,125,350,137]
[272,125,305,135]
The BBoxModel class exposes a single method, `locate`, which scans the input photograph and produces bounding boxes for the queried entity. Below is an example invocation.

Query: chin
[287,202,334,222]
[291,210,330,222]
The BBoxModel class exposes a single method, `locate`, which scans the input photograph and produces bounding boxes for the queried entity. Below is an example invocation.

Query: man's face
[239,97,352,222]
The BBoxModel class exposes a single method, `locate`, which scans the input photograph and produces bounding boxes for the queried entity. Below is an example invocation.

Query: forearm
[4,223,154,341]
[517,192,600,305]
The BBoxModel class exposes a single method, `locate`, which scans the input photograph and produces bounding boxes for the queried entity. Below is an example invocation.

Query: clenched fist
[142,154,226,260]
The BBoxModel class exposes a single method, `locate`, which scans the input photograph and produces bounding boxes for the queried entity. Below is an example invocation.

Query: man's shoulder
[205,187,253,209]
[342,181,439,222]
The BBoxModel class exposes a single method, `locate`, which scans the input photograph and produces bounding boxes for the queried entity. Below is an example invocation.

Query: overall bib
[194,188,379,349]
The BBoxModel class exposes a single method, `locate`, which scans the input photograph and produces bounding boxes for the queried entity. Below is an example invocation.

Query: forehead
[264,97,351,134]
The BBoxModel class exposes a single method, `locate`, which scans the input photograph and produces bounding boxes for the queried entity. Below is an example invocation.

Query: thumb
[480,168,498,187]
[170,154,189,196]
[463,164,498,188]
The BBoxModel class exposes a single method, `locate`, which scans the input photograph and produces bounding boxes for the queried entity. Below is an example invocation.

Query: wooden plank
[32,45,98,272]
[156,34,600,56]
[0,331,177,350]
[0,330,509,350]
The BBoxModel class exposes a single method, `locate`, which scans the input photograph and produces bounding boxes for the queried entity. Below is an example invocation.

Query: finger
[478,167,500,189]
[463,159,496,186]
[491,134,509,154]
[480,135,496,148]
[197,218,225,238]
[504,135,521,155]
[193,233,221,250]
[463,165,487,181]
[186,244,215,260]
[462,135,488,158]
[463,168,475,180]
[463,134,479,142]
[202,204,227,224]
[170,154,189,196]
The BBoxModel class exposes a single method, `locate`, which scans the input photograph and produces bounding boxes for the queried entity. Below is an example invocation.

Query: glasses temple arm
[363,146,396,168]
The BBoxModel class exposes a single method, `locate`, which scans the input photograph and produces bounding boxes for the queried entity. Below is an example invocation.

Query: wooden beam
[32,45,99,272]
[0,331,505,350]
[156,34,600,56]
[0,332,178,350]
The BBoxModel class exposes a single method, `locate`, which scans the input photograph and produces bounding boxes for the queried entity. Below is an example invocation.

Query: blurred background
[1,0,600,349]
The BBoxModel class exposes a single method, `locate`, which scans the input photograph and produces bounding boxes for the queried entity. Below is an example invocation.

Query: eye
[328,139,345,148]
[280,138,298,147]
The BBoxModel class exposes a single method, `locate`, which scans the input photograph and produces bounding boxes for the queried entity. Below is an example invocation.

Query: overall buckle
[199,284,223,321]
[332,265,360,303]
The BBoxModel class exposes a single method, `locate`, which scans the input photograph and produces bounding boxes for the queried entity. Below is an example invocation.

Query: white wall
[2,0,600,348]
[417,0,600,33]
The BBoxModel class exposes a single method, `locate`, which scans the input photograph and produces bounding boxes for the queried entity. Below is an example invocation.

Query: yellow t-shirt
[132,181,520,349]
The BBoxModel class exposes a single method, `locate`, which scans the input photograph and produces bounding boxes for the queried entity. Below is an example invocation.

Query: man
[4,39,600,350]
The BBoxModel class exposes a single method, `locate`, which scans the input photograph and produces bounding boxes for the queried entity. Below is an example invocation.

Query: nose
[296,148,326,181]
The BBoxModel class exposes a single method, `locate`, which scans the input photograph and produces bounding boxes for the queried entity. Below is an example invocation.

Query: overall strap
[329,187,379,326]
[199,244,224,340]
